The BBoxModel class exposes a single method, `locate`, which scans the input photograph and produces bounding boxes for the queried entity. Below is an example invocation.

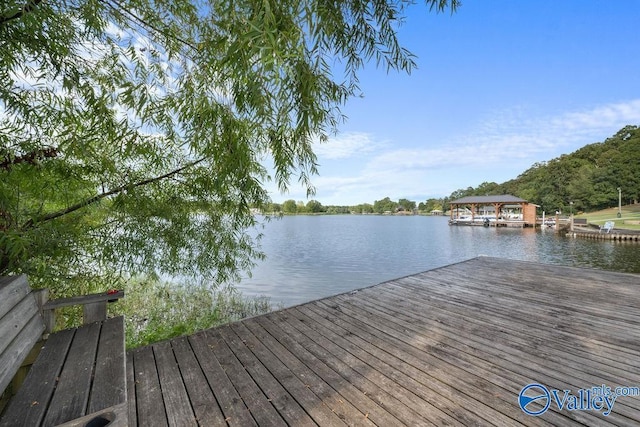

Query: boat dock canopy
[449,194,536,227]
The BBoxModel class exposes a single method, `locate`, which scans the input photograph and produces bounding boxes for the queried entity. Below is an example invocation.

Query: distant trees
[275,126,640,217]
[398,198,416,212]
[531,125,639,211]
[352,203,374,214]
[306,200,325,213]
[264,203,282,214]
[326,206,351,214]
[276,198,445,215]
[421,198,444,213]
[280,199,326,214]
[373,197,399,214]
[282,200,298,214]
[448,125,640,213]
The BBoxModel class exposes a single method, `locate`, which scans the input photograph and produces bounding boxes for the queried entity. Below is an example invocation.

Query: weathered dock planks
[127,257,640,426]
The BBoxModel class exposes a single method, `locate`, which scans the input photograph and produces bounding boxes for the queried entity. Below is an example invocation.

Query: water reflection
[238,216,640,307]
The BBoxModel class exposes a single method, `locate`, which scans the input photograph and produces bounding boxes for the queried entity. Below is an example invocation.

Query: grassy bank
[106,277,274,349]
[575,204,640,230]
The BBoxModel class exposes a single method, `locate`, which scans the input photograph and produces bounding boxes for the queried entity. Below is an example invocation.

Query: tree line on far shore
[267,125,640,216]
[264,197,446,215]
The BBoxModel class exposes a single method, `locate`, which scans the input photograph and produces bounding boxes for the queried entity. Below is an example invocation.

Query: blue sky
[269,1,640,206]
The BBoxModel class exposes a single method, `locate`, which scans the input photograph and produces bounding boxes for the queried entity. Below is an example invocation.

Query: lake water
[237,215,640,308]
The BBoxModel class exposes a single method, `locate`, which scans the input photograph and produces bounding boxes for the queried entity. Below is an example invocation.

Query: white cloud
[437,99,640,168]
[552,99,640,133]
[276,99,640,205]
[313,132,386,160]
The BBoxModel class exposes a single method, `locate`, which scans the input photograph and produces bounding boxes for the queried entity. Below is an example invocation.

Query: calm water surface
[238,215,640,307]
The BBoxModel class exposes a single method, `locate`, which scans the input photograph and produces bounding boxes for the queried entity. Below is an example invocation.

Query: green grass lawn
[575,204,640,230]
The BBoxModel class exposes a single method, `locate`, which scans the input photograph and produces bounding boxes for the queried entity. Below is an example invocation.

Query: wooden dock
[568,229,640,242]
[126,257,640,426]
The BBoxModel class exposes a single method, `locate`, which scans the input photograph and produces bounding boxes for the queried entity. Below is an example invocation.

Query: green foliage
[118,277,274,348]
[282,199,298,214]
[373,196,399,213]
[262,202,282,215]
[306,199,324,213]
[448,126,640,213]
[420,198,444,213]
[447,182,503,200]
[296,200,307,213]
[355,203,374,214]
[0,0,459,290]
[397,198,416,212]
[325,205,351,214]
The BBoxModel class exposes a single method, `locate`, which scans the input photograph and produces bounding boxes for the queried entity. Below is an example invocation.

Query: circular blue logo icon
[519,383,551,416]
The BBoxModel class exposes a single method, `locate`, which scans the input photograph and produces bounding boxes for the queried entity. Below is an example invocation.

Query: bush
[115,277,274,348]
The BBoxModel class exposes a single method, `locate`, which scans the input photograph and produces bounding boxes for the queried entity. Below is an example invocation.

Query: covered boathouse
[449,194,537,227]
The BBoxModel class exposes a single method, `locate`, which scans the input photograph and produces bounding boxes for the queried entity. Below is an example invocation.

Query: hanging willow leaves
[0,0,459,289]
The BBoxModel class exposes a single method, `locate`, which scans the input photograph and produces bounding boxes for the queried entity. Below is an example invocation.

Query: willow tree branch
[0,0,43,24]
[102,0,197,52]
[1,146,58,170]
[23,157,206,228]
